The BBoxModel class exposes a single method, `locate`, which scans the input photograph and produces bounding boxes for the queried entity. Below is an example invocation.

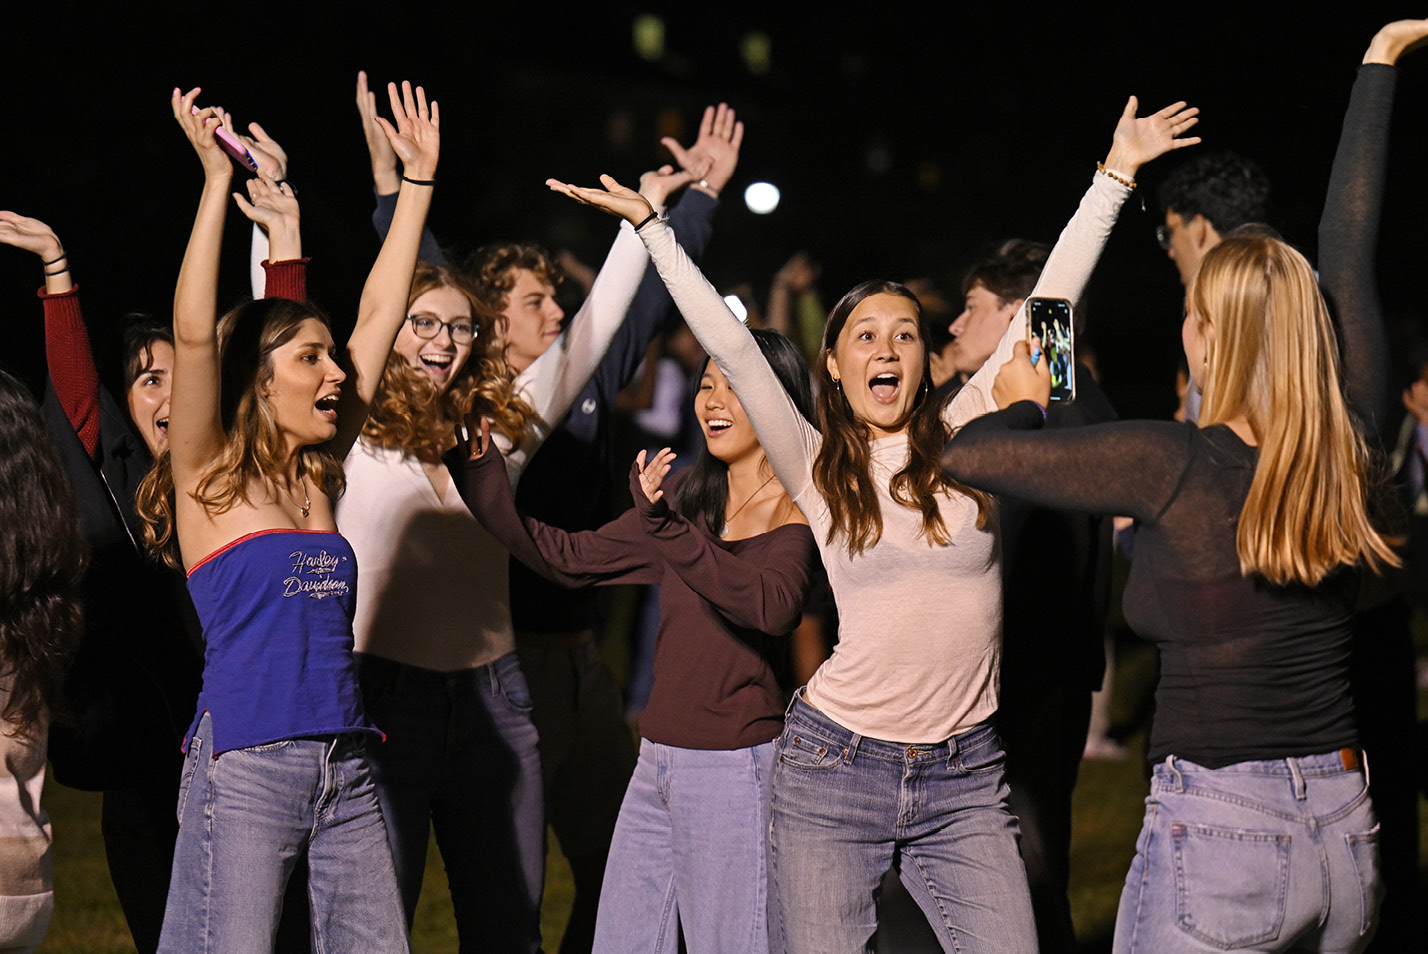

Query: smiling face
[126,339,174,457]
[696,361,761,465]
[949,283,1021,376]
[501,268,564,374]
[825,292,926,439]
[263,317,347,451]
[393,285,476,392]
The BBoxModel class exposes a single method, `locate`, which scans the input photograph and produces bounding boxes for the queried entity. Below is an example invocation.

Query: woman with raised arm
[451,329,817,954]
[548,98,1198,952]
[941,22,1426,954]
[135,81,438,953]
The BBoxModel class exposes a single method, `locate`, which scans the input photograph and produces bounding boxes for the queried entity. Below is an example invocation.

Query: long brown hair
[362,263,536,459]
[812,281,992,555]
[135,298,346,568]
[1190,235,1397,585]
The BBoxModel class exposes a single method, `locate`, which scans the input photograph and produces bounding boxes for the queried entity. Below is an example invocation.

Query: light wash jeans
[592,738,775,954]
[1114,751,1382,953]
[356,651,545,953]
[157,712,407,953]
[769,692,1036,954]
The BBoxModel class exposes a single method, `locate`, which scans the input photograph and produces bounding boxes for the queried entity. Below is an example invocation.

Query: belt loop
[1165,755,1183,793]
[785,687,803,718]
[1361,748,1371,789]
[844,733,861,765]
[1288,758,1307,801]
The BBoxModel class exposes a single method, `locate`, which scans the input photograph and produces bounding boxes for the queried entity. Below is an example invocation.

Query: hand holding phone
[190,105,258,172]
[1028,297,1075,402]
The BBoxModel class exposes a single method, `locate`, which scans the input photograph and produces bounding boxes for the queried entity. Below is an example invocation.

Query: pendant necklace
[725,473,776,527]
[290,477,311,519]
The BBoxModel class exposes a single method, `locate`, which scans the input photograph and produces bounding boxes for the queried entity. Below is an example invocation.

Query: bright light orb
[744,182,780,215]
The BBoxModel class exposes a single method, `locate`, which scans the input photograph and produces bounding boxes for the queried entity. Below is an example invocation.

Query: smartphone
[1028,297,1075,403]
[190,105,259,172]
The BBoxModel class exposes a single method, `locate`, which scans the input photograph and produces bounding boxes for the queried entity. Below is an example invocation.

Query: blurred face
[948,283,1021,375]
[127,340,174,457]
[501,269,564,374]
[825,292,925,439]
[264,318,347,451]
[696,361,759,464]
[1164,210,1205,287]
[393,286,476,393]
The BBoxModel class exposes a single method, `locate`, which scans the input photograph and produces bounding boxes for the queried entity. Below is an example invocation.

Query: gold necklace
[289,476,311,519]
[725,473,776,527]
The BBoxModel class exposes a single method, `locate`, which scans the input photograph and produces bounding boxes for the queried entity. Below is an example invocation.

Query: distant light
[740,31,772,75]
[723,295,750,323]
[744,182,780,215]
[865,143,891,175]
[633,14,664,61]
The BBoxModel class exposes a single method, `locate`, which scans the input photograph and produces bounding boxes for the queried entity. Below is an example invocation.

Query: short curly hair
[1157,151,1272,234]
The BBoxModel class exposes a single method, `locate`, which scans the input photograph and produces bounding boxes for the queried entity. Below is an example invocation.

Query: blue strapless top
[184,529,378,755]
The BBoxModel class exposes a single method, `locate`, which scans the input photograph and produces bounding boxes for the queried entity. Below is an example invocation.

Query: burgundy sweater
[453,449,817,750]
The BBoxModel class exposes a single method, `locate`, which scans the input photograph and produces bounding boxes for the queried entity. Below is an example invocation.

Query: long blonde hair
[135,298,346,568]
[361,264,535,459]
[1190,235,1396,585]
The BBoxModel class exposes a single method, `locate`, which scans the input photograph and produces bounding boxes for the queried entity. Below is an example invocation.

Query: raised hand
[233,176,301,260]
[546,174,654,227]
[992,338,1051,410]
[0,211,64,261]
[638,164,697,210]
[661,103,744,196]
[372,80,440,182]
[1366,19,1428,65]
[635,447,678,504]
[1102,97,1201,178]
[171,87,233,180]
[216,107,289,181]
[357,71,401,193]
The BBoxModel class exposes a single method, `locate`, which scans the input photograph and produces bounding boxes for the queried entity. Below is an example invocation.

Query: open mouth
[315,393,340,422]
[706,417,734,435]
[156,417,169,435]
[419,353,454,373]
[869,373,901,405]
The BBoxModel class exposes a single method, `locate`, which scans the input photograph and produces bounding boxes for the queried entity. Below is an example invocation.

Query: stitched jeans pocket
[1346,826,1383,938]
[176,736,203,825]
[1172,822,1290,948]
[777,726,842,771]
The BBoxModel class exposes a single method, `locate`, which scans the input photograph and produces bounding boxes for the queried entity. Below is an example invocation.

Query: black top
[942,64,1396,768]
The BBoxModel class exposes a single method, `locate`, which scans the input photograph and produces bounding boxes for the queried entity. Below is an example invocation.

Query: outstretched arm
[1318,20,1427,440]
[335,80,441,458]
[168,86,235,484]
[360,71,447,267]
[0,212,98,456]
[953,97,1201,422]
[545,174,819,500]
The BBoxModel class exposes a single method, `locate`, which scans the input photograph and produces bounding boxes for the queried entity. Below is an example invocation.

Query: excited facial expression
[826,292,926,439]
[127,339,174,457]
[696,361,760,465]
[948,283,1021,376]
[264,318,347,451]
[501,268,564,374]
[393,286,476,392]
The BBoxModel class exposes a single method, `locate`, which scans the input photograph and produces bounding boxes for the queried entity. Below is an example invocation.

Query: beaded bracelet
[1096,162,1136,190]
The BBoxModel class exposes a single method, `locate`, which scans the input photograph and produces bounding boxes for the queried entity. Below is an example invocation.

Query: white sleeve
[502,221,649,483]
[947,172,1131,427]
[638,220,818,499]
[250,223,268,299]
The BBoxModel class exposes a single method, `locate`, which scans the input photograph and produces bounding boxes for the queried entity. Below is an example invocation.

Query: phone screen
[1029,297,1075,402]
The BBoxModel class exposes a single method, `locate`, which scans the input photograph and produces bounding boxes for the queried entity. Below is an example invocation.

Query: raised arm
[335,80,440,457]
[167,87,236,483]
[0,212,99,457]
[545,174,818,498]
[951,97,1201,423]
[1317,20,1427,440]
[359,71,447,267]
[632,450,813,633]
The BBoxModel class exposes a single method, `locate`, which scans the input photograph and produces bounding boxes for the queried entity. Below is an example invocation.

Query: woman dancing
[136,80,438,952]
[452,329,817,954]
[547,97,1198,951]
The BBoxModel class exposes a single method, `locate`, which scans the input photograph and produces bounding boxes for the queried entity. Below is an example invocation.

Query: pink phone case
[189,105,259,172]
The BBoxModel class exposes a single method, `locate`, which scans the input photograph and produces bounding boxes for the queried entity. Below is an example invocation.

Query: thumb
[1011,339,1031,360]
[1122,95,1139,120]
[248,121,274,144]
[660,136,690,164]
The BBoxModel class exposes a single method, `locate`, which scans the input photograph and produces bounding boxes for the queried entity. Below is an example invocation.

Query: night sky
[4,4,1424,419]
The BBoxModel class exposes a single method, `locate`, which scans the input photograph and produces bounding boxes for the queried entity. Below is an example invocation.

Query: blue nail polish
[1030,348,1042,367]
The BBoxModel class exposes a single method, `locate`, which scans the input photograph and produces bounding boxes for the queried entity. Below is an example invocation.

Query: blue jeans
[157,712,407,953]
[769,693,1036,954]
[356,652,545,953]
[592,738,775,954]
[1114,752,1382,953]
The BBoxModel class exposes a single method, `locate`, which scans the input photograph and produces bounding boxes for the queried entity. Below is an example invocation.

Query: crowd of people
[2,16,1427,954]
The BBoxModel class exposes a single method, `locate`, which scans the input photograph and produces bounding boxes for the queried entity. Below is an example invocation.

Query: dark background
[4,3,1425,419]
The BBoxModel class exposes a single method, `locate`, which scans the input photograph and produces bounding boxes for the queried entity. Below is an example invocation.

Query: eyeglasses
[1154,224,1173,251]
[407,314,477,344]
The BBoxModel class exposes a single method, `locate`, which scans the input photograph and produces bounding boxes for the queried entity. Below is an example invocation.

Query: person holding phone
[546,95,1198,951]
[941,21,1428,952]
[135,81,438,952]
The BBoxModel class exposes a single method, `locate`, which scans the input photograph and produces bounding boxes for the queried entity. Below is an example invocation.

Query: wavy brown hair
[0,372,86,736]
[813,281,993,556]
[136,299,346,568]
[362,263,536,459]
[465,242,564,317]
[1190,235,1397,585]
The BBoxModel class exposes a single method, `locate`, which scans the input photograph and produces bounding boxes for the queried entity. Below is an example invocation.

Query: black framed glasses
[407,314,477,345]
[1154,224,1173,251]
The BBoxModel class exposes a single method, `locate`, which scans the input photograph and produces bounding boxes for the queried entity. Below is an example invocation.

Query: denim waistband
[785,688,998,764]
[354,651,512,695]
[1156,748,1365,779]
